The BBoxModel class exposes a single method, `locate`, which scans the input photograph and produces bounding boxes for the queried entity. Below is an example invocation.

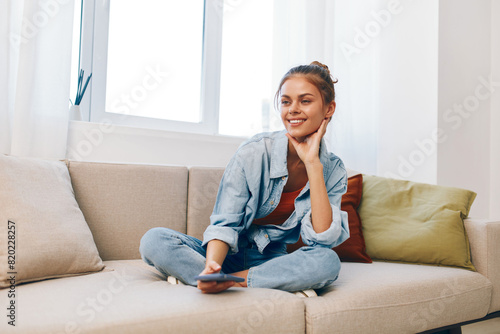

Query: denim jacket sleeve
[202,157,251,254]
[299,162,349,248]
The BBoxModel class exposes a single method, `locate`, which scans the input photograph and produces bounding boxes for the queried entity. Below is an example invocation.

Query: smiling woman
[139,61,349,296]
[276,62,337,143]
[279,77,335,143]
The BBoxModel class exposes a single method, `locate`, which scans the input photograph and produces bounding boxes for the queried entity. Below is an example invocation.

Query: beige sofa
[1,160,499,334]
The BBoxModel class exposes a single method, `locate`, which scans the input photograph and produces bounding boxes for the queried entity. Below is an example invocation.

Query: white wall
[437,0,492,217]
[491,0,500,219]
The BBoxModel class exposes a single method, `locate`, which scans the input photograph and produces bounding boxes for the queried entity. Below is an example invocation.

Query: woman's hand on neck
[285,118,328,168]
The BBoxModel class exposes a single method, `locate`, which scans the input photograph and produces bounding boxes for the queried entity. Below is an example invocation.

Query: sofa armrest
[465,218,500,313]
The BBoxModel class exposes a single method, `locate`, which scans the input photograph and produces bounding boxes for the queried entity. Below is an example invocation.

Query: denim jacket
[202,130,349,254]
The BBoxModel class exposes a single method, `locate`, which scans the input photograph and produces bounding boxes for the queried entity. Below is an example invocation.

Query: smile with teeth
[289,119,305,124]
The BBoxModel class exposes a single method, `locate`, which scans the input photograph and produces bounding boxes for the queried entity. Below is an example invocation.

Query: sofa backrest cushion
[68,161,188,261]
[187,167,225,240]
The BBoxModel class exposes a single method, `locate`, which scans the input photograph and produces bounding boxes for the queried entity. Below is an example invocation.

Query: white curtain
[0,0,75,160]
[328,0,381,175]
[272,0,336,89]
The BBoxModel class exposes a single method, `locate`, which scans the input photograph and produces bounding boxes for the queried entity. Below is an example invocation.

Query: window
[105,0,204,123]
[77,0,318,137]
[79,0,220,134]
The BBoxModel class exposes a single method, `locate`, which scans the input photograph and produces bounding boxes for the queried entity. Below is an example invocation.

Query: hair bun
[310,61,330,73]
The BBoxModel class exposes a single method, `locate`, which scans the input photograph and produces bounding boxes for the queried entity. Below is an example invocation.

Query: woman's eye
[302,100,311,103]
[281,100,290,105]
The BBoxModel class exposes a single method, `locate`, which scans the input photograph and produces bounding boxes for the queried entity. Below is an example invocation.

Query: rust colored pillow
[287,174,372,263]
[334,174,371,262]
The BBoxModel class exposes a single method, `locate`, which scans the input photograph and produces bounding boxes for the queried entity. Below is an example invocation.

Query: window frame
[78,0,223,135]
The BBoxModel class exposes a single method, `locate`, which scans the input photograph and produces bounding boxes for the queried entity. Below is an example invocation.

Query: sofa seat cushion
[306,262,492,334]
[1,260,305,334]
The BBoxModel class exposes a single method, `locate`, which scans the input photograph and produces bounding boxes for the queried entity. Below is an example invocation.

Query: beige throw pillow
[0,155,104,287]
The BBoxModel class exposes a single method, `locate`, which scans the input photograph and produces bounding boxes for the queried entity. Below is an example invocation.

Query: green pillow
[358,175,476,271]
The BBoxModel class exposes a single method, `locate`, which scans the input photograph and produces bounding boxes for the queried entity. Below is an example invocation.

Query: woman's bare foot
[230,270,249,288]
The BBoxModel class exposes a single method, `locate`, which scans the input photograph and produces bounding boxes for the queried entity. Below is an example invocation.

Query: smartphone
[194,273,245,282]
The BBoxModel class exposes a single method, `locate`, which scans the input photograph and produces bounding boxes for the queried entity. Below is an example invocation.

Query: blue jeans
[139,227,341,292]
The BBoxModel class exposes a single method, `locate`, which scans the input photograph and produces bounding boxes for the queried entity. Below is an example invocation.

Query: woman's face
[280,76,335,142]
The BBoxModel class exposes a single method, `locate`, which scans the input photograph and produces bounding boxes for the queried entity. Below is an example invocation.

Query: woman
[140,61,349,295]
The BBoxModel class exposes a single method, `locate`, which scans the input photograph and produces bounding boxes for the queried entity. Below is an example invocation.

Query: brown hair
[274,61,338,110]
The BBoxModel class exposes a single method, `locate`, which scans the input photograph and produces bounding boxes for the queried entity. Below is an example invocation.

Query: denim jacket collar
[269,131,289,179]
